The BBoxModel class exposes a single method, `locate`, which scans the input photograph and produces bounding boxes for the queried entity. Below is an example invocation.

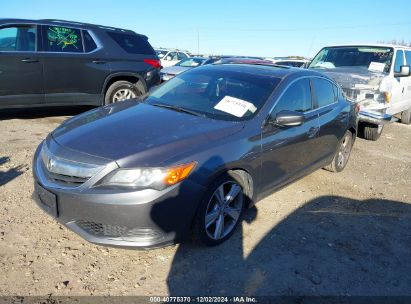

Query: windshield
[145,67,281,121]
[175,58,206,67]
[156,50,168,58]
[309,46,393,73]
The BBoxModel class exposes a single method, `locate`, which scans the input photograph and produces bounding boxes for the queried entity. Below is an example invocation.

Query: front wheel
[324,131,354,173]
[359,122,383,141]
[401,108,411,125]
[193,172,246,246]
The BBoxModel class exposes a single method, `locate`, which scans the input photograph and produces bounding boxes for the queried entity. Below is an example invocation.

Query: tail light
[144,59,161,69]
[355,103,361,113]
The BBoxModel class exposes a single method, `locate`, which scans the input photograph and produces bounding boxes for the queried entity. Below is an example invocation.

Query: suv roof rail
[40,19,85,25]
[39,19,131,33]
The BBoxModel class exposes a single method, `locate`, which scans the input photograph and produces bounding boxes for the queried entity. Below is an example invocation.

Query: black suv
[0,19,161,109]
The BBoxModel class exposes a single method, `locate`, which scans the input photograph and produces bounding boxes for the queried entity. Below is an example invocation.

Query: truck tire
[401,108,411,125]
[359,123,383,141]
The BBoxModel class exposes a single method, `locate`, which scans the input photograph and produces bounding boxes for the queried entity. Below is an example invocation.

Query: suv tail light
[144,59,161,69]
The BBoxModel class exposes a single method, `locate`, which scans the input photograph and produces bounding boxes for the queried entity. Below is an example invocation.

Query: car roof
[0,18,138,35]
[201,63,328,79]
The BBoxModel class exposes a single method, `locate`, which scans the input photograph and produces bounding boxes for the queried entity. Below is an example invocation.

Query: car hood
[161,66,191,75]
[317,66,387,91]
[51,100,244,166]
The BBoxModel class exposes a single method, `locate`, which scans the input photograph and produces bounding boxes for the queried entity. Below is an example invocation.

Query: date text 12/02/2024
[149,297,258,303]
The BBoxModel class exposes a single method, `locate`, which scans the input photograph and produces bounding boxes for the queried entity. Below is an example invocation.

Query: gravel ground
[0,107,410,296]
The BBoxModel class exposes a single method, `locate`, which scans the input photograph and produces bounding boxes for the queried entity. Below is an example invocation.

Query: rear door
[41,24,110,105]
[260,78,320,193]
[311,77,348,165]
[0,24,44,107]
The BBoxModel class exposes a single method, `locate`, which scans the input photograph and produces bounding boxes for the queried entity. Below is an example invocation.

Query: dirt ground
[0,107,410,297]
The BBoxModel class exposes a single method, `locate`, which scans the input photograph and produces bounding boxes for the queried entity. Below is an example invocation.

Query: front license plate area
[35,183,58,217]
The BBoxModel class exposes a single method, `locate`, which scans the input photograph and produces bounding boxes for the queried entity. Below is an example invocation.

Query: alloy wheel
[337,134,352,168]
[112,88,137,102]
[205,181,243,240]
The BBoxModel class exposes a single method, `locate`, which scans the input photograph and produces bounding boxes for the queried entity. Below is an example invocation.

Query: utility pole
[197,28,200,55]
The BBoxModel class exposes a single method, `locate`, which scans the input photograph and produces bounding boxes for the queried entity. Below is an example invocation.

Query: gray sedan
[32,64,357,248]
[160,57,215,81]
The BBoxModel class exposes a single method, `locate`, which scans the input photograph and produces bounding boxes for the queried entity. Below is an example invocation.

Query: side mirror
[166,56,172,61]
[394,65,411,77]
[272,110,305,127]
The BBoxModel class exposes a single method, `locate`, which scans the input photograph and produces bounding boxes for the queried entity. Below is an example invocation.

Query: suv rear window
[82,30,97,52]
[107,32,155,55]
[43,26,83,53]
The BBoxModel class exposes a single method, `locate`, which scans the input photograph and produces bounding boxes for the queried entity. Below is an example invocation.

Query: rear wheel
[324,131,354,173]
[401,108,411,125]
[104,81,142,104]
[359,122,383,141]
[193,172,246,246]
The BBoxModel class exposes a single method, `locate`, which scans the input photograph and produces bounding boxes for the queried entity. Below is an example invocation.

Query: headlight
[96,162,196,190]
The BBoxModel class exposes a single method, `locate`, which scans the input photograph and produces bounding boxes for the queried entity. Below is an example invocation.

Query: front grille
[42,162,90,187]
[76,220,162,241]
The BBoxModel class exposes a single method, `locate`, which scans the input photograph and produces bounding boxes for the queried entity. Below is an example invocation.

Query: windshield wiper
[150,103,206,118]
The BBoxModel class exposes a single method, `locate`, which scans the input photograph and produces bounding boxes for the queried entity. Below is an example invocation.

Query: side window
[82,30,97,52]
[178,52,188,60]
[394,50,404,73]
[106,32,155,55]
[273,79,312,114]
[0,25,36,52]
[167,52,178,61]
[312,78,337,108]
[43,26,83,53]
[404,51,411,67]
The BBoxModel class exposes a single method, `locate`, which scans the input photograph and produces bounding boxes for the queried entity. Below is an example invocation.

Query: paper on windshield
[214,96,257,117]
[368,62,386,73]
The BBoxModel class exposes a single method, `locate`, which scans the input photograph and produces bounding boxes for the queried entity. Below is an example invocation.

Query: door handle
[308,127,319,138]
[21,58,39,63]
[92,60,106,64]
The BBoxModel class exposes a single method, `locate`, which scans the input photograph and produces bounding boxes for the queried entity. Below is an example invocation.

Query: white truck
[309,44,411,140]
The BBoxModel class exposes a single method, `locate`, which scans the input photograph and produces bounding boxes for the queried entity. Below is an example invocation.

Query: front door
[260,78,320,194]
[0,24,44,107]
[390,49,409,115]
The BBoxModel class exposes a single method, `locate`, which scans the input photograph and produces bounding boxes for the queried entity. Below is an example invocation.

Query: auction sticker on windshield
[214,96,257,117]
[368,62,386,73]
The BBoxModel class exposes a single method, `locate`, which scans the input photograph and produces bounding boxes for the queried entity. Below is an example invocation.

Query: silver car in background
[160,57,217,81]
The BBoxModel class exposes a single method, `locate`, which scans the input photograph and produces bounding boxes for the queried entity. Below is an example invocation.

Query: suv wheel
[104,81,142,104]
[193,171,245,246]
[324,131,354,173]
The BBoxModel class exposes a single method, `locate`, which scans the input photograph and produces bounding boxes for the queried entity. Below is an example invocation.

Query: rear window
[43,26,83,53]
[82,30,97,52]
[107,32,155,55]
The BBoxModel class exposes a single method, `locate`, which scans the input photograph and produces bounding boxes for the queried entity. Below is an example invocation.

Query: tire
[193,171,246,246]
[401,108,411,125]
[324,131,354,173]
[359,123,383,141]
[104,80,142,105]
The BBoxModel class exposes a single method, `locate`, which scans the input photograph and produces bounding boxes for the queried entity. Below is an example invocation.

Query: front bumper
[358,110,393,126]
[32,144,206,249]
